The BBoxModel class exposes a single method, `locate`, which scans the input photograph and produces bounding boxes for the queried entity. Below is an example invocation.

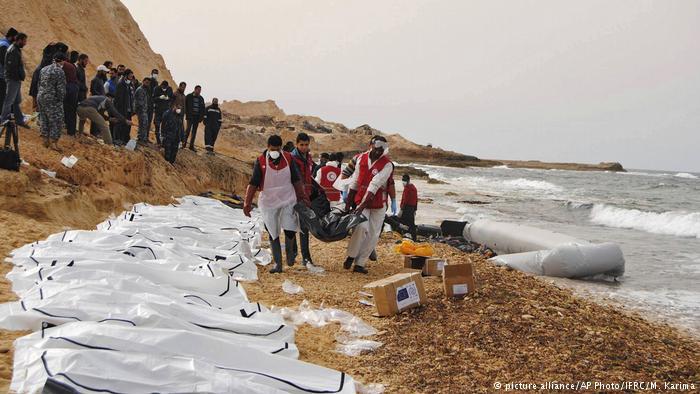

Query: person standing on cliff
[202,97,222,155]
[75,53,89,102]
[113,69,135,145]
[153,80,172,146]
[184,85,205,151]
[146,69,159,128]
[161,101,182,164]
[1,32,29,128]
[37,52,67,150]
[343,136,393,274]
[0,28,21,124]
[243,134,310,273]
[134,77,151,145]
[172,81,186,145]
[399,174,418,241]
[62,51,80,136]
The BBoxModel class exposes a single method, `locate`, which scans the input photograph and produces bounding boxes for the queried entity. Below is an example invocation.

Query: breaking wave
[674,172,699,180]
[589,204,700,238]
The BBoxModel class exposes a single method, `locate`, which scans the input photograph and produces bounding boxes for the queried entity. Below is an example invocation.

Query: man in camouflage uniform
[37,52,67,150]
[134,77,151,144]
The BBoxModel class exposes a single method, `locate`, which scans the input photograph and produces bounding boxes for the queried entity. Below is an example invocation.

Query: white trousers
[346,207,386,267]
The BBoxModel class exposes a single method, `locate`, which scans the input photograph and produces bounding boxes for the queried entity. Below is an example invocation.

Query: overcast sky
[123,0,700,172]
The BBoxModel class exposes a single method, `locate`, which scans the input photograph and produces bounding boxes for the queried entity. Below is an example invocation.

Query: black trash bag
[309,180,330,217]
[440,220,468,237]
[417,224,442,238]
[295,203,367,242]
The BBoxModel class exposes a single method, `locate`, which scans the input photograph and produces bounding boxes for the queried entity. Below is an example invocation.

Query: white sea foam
[674,172,699,179]
[493,165,511,169]
[590,204,700,238]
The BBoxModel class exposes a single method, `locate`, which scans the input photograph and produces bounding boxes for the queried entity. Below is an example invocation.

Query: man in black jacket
[113,69,134,145]
[184,85,205,151]
[75,53,89,102]
[152,80,172,146]
[146,68,159,127]
[0,27,18,120]
[203,98,222,155]
[1,32,29,127]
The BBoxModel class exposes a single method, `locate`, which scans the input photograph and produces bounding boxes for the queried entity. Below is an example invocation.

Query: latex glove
[354,192,374,214]
[391,198,397,215]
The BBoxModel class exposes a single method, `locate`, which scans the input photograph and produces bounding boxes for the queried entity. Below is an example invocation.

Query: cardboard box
[424,258,447,276]
[364,272,427,316]
[442,263,476,298]
[403,255,427,271]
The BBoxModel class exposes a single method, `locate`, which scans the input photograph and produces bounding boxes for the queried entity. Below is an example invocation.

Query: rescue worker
[343,136,393,273]
[315,152,342,206]
[152,80,173,145]
[243,135,310,273]
[134,77,151,144]
[37,52,67,150]
[203,97,222,155]
[161,101,182,164]
[313,152,330,177]
[399,174,418,241]
[290,132,315,266]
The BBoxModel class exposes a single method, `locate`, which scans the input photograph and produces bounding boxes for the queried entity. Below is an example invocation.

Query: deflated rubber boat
[463,219,625,279]
[0,196,357,393]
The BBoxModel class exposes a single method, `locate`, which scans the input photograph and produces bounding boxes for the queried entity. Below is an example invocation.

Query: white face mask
[125,79,131,85]
[268,150,281,160]
[152,74,158,80]
[402,181,408,186]
[175,108,181,114]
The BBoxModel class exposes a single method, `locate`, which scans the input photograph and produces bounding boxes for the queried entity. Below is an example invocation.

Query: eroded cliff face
[0,0,173,105]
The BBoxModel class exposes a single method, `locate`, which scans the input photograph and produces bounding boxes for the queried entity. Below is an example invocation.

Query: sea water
[405,164,700,336]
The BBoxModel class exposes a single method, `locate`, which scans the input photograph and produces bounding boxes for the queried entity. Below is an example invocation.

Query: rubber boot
[369,250,377,261]
[269,237,283,274]
[284,230,297,266]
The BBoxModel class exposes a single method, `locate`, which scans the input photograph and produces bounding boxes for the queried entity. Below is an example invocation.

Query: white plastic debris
[125,139,137,151]
[335,334,383,357]
[306,263,325,275]
[282,279,304,294]
[60,155,79,168]
[355,382,386,394]
[21,159,29,166]
[40,169,56,178]
[272,300,378,337]
[359,299,374,307]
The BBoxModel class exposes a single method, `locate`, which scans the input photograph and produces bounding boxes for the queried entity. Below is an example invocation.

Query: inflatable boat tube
[466,220,625,278]
[490,243,625,278]
[464,219,587,254]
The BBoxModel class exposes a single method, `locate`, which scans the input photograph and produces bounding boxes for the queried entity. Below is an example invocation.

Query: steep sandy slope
[0,0,173,111]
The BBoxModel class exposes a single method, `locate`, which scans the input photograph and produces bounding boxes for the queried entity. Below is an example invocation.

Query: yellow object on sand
[394,240,434,257]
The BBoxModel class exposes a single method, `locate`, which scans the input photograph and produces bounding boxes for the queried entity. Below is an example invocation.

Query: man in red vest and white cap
[315,152,342,207]
[243,135,310,273]
[343,136,393,273]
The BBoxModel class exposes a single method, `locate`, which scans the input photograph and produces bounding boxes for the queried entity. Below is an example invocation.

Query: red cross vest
[292,151,314,196]
[257,151,294,191]
[355,152,391,209]
[319,165,342,201]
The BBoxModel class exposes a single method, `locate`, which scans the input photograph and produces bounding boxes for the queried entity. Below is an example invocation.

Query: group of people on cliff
[0,28,222,159]
[243,133,419,274]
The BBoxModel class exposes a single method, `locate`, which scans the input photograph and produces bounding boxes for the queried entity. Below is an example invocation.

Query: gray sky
[123,0,700,172]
